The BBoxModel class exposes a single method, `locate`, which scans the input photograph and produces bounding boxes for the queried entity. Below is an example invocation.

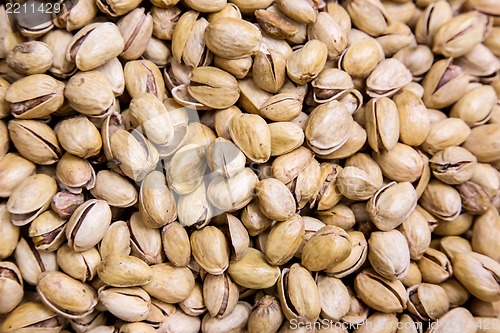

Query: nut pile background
[0,0,500,332]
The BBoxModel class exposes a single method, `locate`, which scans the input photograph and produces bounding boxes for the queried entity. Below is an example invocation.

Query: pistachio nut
[310,68,353,104]
[366,58,413,98]
[0,153,35,198]
[207,137,246,178]
[247,295,284,333]
[177,182,212,228]
[345,0,390,37]
[8,119,62,165]
[214,55,253,79]
[229,114,271,163]
[56,244,100,282]
[187,66,240,109]
[450,85,497,127]
[252,50,286,94]
[124,59,166,100]
[6,41,52,76]
[166,143,206,195]
[0,261,23,314]
[99,221,131,259]
[420,180,462,221]
[418,248,453,284]
[117,8,153,61]
[64,71,114,117]
[415,0,453,46]
[342,285,370,325]
[240,199,273,237]
[439,236,472,261]
[29,210,66,252]
[426,307,477,333]
[256,178,296,221]
[401,262,423,288]
[203,273,239,319]
[302,225,352,271]
[336,166,379,201]
[191,226,230,275]
[56,116,102,159]
[1,301,64,333]
[429,146,477,185]
[201,302,251,333]
[399,209,432,260]
[41,29,77,79]
[422,118,471,155]
[221,213,249,261]
[14,237,58,286]
[37,271,97,319]
[98,286,150,322]
[137,171,176,228]
[265,214,305,265]
[407,283,450,321]
[393,90,430,147]
[97,254,152,287]
[54,0,98,31]
[160,308,201,333]
[354,268,407,313]
[277,263,321,322]
[128,212,164,265]
[142,263,195,303]
[237,78,273,115]
[318,276,350,322]
[55,153,95,194]
[463,124,500,163]
[365,97,400,153]
[228,248,280,289]
[324,231,368,278]
[286,40,328,85]
[66,199,112,252]
[91,170,137,208]
[0,204,19,259]
[472,208,500,261]
[368,230,410,280]
[180,281,206,316]
[339,38,382,78]
[260,93,302,122]
[434,213,472,237]
[254,8,298,40]
[310,163,343,211]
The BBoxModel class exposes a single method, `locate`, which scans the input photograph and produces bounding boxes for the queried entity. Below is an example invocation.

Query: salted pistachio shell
[55,153,95,194]
[229,113,271,163]
[271,147,314,184]
[201,302,251,333]
[336,166,380,201]
[161,222,191,268]
[308,12,347,60]
[339,39,382,78]
[203,273,238,319]
[191,226,230,275]
[429,146,477,185]
[269,122,304,157]
[8,119,62,165]
[366,58,412,98]
[450,85,497,127]
[365,97,399,153]
[37,271,97,319]
[29,210,66,252]
[228,248,280,289]
[204,17,262,59]
[240,199,273,237]
[310,68,353,104]
[187,66,240,109]
[252,49,286,93]
[415,0,453,46]
[260,93,302,122]
[138,170,176,228]
[319,121,366,160]
[418,248,453,284]
[166,143,206,195]
[247,295,284,333]
[1,301,63,333]
[179,281,206,317]
[427,307,477,333]
[256,178,296,222]
[55,116,102,159]
[56,244,101,282]
[0,261,23,314]
[325,231,368,278]
[472,208,500,261]
[286,40,328,85]
[346,0,389,37]
[317,276,350,322]
[91,170,137,208]
[277,263,321,322]
[128,212,164,265]
[7,174,57,226]
[206,137,246,178]
[142,263,195,303]
[13,237,58,286]
[6,41,53,75]
[265,214,304,266]
[117,8,153,61]
[97,254,152,287]
[0,204,19,259]
[237,78,272,115]
[373,143,424,183]
[398,209,432,261]
[124,59,166,100]
[368,230,411,280]
[98,286,150,322]
[420,180,462,221]
[462,124,500,163]
[393,90,430,147]
[214,56,252,79]
[66,199,112,252]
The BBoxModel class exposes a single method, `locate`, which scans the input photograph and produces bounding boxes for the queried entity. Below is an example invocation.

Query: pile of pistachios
[1,0,500,332]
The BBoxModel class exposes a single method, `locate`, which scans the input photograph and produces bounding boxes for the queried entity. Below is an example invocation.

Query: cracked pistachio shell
[55,153,95,194]
[56,116,102,159]
[67,22,125,71]
[171,10,199,62]
[0,153,35,198]
[201,302,251,333]
[56,244,100,282]
[5,74,64,119]
[311,68,353,104]
[342,285,369,325]
[252,50,286,93]
[454,43,500,78]
[318,276,350,322]
[180,281,206,316]
[309,163,343,211]
[286,40,328,85]
[433,11,490,58]
[376,22,415,57]
[29,210,66,252]
[415,1,453,46]
[128,93,174,145]
[124,59,166,100]
[207,137,246,178]
[366,59,412,98]
[472,208,500,261]
[95,0,142,16]
[315,203,355,231]
[324,231,368,278]
[65,71,114,117]
[66,199,112,252]
[240,199,273,237]
[256,178,296,221]
[7,174,57,226]
[177,182,212,228]
[230,114,271,163]
[188,66,240,109]
[143,263,195,303]
[420,180,461,221]
[151,6,181,40]
[203,273,239,319]
[265,214,305,265]
[439,236,472,261]
[204,17,262,59]
[139,171,176,228]
[0,204,19,259]
[308,12,347,60]
[269,122,304,157]
[393,45,434,79]
[0,261,23,314]
[368,230,410,280]
[339,39,382,78]
[399,209,431,261]
[365,97,399,153]
[99,221,131,259]
[8,119,62,165]
[6,41,53,75]
[98,286,150,322]
[13,237,58,286]
[463,124,500,163]
[97,254,152,287]
[191,226,230,275]
[319,121,366,160]
[393,91,430,147]
[254,8,298,39]
[237,78,272,115]
[247,295,284,333]
[222,213,249,261]
[453,252,500,302]
[367,182,418,231]
[422,118,471,156]
[162,222,190,267]
[1,301,63,333]
[37,271,97,319]
[450,85,497,127]
[429,146,477,185]
[418,248,453,284]
[260,93,302,122]
[228,248,280,289]
[422,58,469,109]
[289,157,322,210]
[42,30,77,79]
[373,143,424,183]
[117,8,153,60]
[110,128,159,182]
[408,284,450,321]
[129,212,164,265]
[301,225,352,272]
[271,146,314,184]
[305,100,353,155]
[52,0,97,31]
[336,166,380,201]
[346,0,389,37]
[208,168,259,211]
[167,143,206,195]
[277,263,321,322]
[91,170,137,208]
[354,268,407,313]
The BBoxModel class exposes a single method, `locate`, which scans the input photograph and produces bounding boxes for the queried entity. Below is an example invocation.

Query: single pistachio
[1,301,64,333]
[146,298,176,327]
[277,263,321,322]
[117,8,153,61]
[399,209,432,260]
[255,9,298,40]
[228,248,280,289]
[368,230,410,280]
[201,302,251,333]
[422,58,469,109]
[37,271,97,319]
[220,213,249,261]
[100,221,131,259]
[247,295,284,333]
[450,85,496,127]
[275,0,317,24]
[393,90,431,147]
[415,0,453,46]
[345,153,384,188]
[13,237,57,286]
[339,39,382,78]
[393,45,434,80]
[269,122,304,157]
[365,97,400,152]
[29,210,66,252]
[288,157,322,210]
[56,244,101,282]
[55,116,102,159]
[6,173,56,226]
[67,22,124,71]
[6,41,53,75]
[166,143,206,195]
[214,56,252,79]
[180,281,206,317]
[401,262,423,287]
[161,222,190,267]
[177,182,212,228]
[309,68,353,105]
[302,225,352,272]
[91,170,137,208]
[0,261,23,314]
[318,276,350,322]
[143,36,170,68]
[177,15,213,68]
[354,268,408,313]
[54,0,98,31]
[251,49,286,93]
[366,58,413,98]
[151,6,181,41]
[264,214,304,265]
[229,114,271,163]
[97,254,152,287]
[407,283,450,320]
[237,77,273,114]
[191,226,230,275]
[55,153,95,194]
[420,180,462,221]
[124,59,166,100]
[208,167,259,212]
[286,40,328,85]
[463,124,500,163]
[422,118,471,156]
[260,93,302,123]
[0,153,35,198]
[160,308,201,333]
[455,44,500,79]
[240,199,273,237]
[310,163,343,211]
[207,137,246,178]
[427,308,477,333]
[308,12,347,60]
[64,71,114,117]
[345,0,390,37]
[185,122,216,147]
[98,286,150,322]
[41,29,76,79]
[433,213,473,237]
[336,166,380,201]
[5,74,64,120]
[256,178,296,221]
[353,312,399,333]
[51,191,85,220]
[0,204,19,260]
[471,208,500,261]
[367,182,418,231]
[128,212,164,265]
[430,146,477,185]
[137,170,176,228]
[203,273,239,319]
[142,263,195,303]
[471,163,500,199]
[70,311,109,333]
[418,248,453,284]
[376,22,416,57]
[318,121,367,160]
[439,236,472,261]
[324,231,368,278]
[66,199,112,252]
[439,278,470,308]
